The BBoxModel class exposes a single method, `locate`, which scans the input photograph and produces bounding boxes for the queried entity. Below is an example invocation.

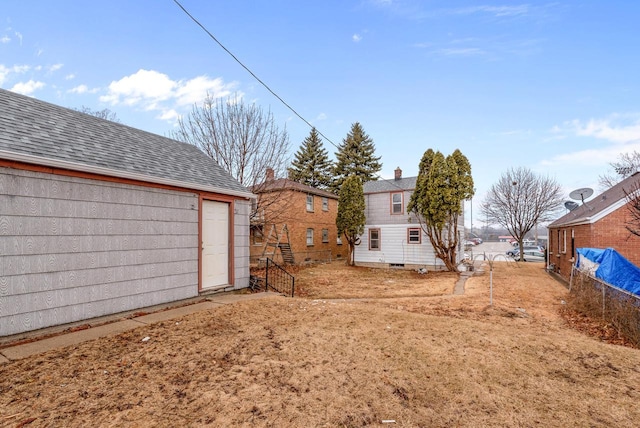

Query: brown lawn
[1,262,639,427]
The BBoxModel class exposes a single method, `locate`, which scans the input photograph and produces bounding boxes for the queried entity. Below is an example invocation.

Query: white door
[202,200,230,289]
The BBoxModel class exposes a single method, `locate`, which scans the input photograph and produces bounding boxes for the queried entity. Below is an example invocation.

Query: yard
[1,262,639,427]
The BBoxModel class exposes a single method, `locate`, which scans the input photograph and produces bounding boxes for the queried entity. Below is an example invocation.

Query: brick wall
[549,204,640,281]
[250,189,346,263]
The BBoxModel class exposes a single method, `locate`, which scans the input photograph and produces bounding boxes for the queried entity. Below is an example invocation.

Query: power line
[171,0,338,149]
[171,0,407,191]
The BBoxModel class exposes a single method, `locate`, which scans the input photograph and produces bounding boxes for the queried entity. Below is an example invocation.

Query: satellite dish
[569,187,594,203]
[564,201,579,211]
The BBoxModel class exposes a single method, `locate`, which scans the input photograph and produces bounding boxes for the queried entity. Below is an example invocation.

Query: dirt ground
[1,261,640,427]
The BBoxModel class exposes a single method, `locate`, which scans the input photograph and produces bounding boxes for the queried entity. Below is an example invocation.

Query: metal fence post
[265,258,270,293]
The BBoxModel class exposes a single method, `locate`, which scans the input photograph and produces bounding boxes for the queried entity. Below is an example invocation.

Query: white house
[354,167,463,270]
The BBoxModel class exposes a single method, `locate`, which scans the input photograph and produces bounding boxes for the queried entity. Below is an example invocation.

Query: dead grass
[1,261,640,427]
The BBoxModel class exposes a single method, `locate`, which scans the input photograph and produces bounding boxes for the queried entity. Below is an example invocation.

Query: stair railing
[265,258,295,297]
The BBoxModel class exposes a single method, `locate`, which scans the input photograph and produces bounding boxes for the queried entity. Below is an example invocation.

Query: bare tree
[599,151,640,189]
[623,177,640,237]
[170,93,290,189]
[76,106,121,123]
[481,167,563,261]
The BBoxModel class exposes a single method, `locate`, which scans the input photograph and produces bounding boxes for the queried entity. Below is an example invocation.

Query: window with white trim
[322,197,329,211]
[322,229,329,243]
[337,235,343,245]
[306,194,314,212]
[562,230,567,253]
[306,228,314,246]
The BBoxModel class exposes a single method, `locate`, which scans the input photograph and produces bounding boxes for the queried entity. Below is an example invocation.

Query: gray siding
[364,191,415,225]
[0,167,199,336]
[233,199,251,289]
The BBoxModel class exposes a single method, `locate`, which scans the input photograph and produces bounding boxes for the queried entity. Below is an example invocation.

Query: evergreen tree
[331,122,382,192]
[407,149,474,272]
[288,128,333,189]
[336,175,366,266]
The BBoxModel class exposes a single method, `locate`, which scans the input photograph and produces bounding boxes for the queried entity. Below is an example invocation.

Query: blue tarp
[576,247,640,296]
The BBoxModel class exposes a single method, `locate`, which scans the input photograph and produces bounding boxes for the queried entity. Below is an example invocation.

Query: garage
[0,88,254,337]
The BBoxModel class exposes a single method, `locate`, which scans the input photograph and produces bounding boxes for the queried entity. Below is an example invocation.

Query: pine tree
[288,128,333,189]
[331,122,382,193]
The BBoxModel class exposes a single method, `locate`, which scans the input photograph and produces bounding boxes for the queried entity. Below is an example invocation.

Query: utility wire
[172,0,337,149]
[171,0,407,191]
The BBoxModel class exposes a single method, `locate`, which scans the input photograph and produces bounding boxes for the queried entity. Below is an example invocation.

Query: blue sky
[2,1,640,227]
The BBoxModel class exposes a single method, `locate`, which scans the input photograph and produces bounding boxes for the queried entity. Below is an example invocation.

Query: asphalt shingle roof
[549,172,640,227]
[252,178,338,199]
[0,88,251,196]
[363,176,417,193]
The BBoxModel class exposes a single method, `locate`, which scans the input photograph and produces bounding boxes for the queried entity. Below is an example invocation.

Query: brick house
[548,172,640,280]
[250,169,346,264]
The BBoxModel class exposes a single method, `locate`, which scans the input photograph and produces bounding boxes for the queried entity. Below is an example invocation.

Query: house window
[562,230,567,253]
[306,194,314,212]
[557,230,561,254]
[391,192,403,214]
[571,229,575,258]
[306,228,314,246]
[252,225,264,245]
[408,228,421,244]
[369,228,380,250]
[322,197,329,211]
[322,229,329,243]
[337,234,343,245]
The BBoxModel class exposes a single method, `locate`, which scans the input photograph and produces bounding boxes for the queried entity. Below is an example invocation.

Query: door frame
[198,194,235,292]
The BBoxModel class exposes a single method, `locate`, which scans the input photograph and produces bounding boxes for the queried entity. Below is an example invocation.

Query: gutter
[0,149,256,200]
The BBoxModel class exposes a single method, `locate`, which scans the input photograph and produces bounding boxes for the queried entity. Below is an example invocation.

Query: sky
[2,0,640,229]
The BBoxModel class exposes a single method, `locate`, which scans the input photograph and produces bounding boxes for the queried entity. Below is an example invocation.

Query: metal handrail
[265,258,295,297]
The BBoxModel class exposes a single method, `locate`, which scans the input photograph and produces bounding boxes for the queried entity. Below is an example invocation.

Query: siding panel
[0,168,200,336]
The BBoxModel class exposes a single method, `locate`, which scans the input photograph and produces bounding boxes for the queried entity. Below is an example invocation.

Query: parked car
[470,237,483,245]
[506,246,545,258]
[520,250,546,262]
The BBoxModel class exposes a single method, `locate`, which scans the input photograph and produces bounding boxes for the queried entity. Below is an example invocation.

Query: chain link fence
[569,266,640,347]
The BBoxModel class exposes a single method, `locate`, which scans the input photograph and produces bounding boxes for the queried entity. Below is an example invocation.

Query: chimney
[266,167,274,181]
[394,167,402,181]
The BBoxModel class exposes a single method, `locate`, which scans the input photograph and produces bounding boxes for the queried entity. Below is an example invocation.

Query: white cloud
[67,84,99,95]
[48,63,63,72]
[542,114,640,167]
[568,117,640,144]
[10,80,45,95]
[100,69,239,123]
[1,36,10,44]
[15,31,22,45]
[435,47,486,56]
[452,5,530,17]
[65,73,76,80]
[0,64,31,85]
[175,75,236,106]
[352,34,362,42]
[315,113,327,121]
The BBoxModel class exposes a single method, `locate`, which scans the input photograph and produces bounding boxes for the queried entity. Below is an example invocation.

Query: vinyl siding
[354,224,446,269]
[0,167,199,336]
[233,199,251,289]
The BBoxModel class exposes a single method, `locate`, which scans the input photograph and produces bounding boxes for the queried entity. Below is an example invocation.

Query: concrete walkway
[0,291,281,364]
